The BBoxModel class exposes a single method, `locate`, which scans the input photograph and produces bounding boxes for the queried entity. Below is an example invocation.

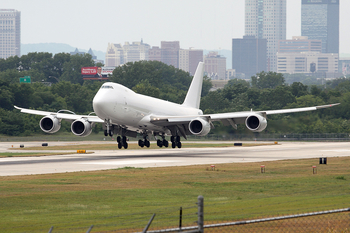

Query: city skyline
[2,0,350,55]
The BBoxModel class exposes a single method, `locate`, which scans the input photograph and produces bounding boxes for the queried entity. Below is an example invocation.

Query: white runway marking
[82,159,179,165]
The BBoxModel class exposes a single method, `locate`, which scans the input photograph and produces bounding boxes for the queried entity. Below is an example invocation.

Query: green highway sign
[19,76,31,83]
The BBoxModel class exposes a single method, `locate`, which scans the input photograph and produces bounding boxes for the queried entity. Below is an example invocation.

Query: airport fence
[42,196,350,233]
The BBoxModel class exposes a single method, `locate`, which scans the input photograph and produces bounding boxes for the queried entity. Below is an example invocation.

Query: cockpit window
[101,85,113,89]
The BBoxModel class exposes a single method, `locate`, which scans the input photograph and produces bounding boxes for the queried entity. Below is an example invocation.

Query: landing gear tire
[109,130,113,137]
[145,140,150,148]
[138,139,144,148]
[157,139,163,148]
[118,143,122,149]
[104,130,108,136]
[177,141,182,148]
[163,140,168,148]
[172,142,176,148]
[123,142,128,149]
[117,136,121,143]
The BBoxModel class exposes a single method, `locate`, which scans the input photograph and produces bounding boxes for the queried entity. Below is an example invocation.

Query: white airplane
[15,62,339,149]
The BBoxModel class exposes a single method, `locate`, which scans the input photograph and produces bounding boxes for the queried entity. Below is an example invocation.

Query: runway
[0,141,349,176]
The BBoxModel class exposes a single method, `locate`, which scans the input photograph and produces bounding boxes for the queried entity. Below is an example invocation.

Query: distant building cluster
[2,0,348,84]
[105,40,227,79]
[233,0,342,79]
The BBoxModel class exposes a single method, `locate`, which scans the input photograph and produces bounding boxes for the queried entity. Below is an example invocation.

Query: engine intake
[40,115,61,133]
[71,119,93,137]
[245,114,267,132]
[189,118,211,136]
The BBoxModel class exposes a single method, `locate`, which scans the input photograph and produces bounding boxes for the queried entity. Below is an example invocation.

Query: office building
[105,43,124,67]
[276,52,338,74]
[204,52,226,80]
[149,46,161,62]
[232,35,267,78]
[245,0,286,72]
[161,41,180,68]
[0,9,20,59]
[105,40,150,67]
[179,48,203,75]
[278,36,322,53]
[301,0,339,54]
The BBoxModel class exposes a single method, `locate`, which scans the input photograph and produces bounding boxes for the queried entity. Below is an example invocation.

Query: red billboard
[81,66,109,80]
[81,67,98,75]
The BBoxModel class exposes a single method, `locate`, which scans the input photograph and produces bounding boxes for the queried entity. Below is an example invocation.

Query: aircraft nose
[93,91,107,116]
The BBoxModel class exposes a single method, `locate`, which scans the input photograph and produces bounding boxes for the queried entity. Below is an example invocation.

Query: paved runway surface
[0,141,349,176]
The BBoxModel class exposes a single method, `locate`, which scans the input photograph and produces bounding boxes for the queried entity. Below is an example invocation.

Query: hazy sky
[3,0,350,54]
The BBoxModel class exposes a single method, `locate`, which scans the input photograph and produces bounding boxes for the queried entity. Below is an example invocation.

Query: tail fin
[182,62,204,109]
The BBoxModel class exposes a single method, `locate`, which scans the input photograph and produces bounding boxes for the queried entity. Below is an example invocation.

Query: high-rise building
[232,35,267,78]
[0,9,20,59]
[245,0,286,72]
[161,41,180,68]
[179,48,203,75]
[105,43,124,67]
[301,0,339,54]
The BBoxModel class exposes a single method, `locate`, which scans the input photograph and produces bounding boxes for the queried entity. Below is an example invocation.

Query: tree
[251,71,285,89]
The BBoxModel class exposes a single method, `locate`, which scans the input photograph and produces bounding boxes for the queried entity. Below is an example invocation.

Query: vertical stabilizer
[182,62,204,109]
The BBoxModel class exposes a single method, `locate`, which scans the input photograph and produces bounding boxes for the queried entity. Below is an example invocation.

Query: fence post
[197,195,204,233]
[142,213,156,233]
[86,225,93,233]
[48,226,53,233]
[179,207,182,231]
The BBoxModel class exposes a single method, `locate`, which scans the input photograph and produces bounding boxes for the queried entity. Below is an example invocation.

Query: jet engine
[71,119,93,137]
[189,118,211,136]
[245,114,267,132]
[39,115,61,133]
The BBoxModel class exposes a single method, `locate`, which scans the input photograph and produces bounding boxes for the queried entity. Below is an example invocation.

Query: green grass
[0,157,349,232]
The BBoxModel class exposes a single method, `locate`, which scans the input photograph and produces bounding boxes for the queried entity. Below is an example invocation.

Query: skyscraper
[232,35,267,78]
[0,9,21,59]
[301,0,339,54]
[245,0,286,72]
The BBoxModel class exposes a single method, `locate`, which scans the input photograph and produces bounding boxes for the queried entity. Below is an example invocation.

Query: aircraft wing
[150,103,340,133]
[14,106,104,123]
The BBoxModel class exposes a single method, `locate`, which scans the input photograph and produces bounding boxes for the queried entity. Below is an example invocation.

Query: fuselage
[92,82,202,132]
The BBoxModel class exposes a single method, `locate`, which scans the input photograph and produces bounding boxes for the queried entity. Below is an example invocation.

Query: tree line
[0,52,349,136]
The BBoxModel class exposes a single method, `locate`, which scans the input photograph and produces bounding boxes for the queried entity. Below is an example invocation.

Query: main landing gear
[171,136,181,148]
[117,136,128,149]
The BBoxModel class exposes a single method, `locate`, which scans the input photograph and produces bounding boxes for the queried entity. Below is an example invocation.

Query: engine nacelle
[39,115,61,133]
[71,119,93,137]
[245,114,267,132]
[188,118,211,136]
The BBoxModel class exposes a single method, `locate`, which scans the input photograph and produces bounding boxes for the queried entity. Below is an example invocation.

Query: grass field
[1,155,349,232]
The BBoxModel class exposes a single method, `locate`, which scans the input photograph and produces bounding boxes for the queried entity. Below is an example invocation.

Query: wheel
[108,130,113,137]
[145,140,150,148]
[138,139,144,147]
[157,139,163,147]
[123,142,128,149]
[117,136,121,143]
[122,136,127,144]
[171,136,175,142]
[117,143,122,149]
[163,140,168,147]
[176,136,180,142]
[104,130,108,136]
[177,141,182,148]
[172,142,176,148]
